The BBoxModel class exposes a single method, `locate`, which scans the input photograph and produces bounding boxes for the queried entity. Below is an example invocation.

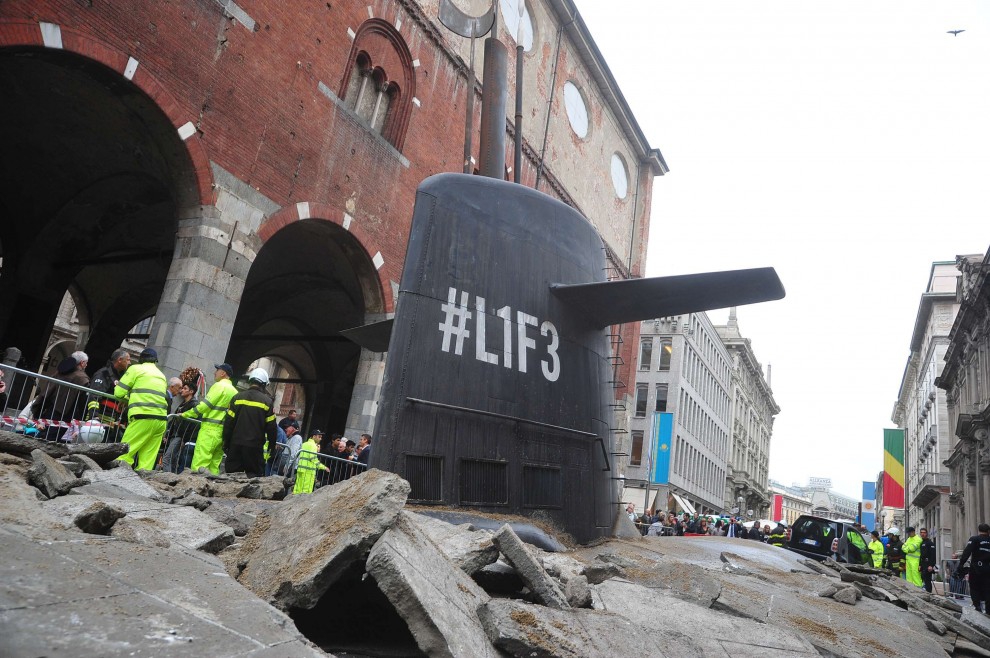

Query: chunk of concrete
[562,573,592,608]
[493,524,570,609]
[110,516,172,548]
[925,618,947,635]
[234,469,409,610]
[593,578,820,656]
[73,500,125,534]
[479,598,669,657]
[236,477,287,500]
[817,584,839,598]
[832,586,859,605]
[80,463,167,501]
[62,453,102,473]
[28,449,83,498]
[473,559,525,594]
[611,510,642,539]
[584,561,626,585]
[0,429,126,465]
[407,511,499,575]
[367,511,497,657]
[43,493,234,553]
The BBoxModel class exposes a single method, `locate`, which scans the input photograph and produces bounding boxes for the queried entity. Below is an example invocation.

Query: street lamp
[737,496,745,519]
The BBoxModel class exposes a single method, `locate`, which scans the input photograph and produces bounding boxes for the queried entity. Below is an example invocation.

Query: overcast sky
[572,1,990,499]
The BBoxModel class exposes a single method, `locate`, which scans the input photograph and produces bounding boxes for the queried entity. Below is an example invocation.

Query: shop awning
[671,492,696,515]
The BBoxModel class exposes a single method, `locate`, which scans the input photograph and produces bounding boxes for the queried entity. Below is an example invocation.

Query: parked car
[785,514,873,564]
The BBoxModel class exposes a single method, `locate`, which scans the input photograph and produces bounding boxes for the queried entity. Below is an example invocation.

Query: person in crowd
[278,409,300,433]
[283,425,303,475]
[160,375,199,473]
[293,429,330,494]
[747,523,764,542]
[956,523,990,613]
[884,527,906,577]
[626,503,637,522]
[903,526,924,587]
[166,377,183,412]
[356,433,372,466]
[88,348,131,442]
[222,368,277,477]
[768,523,787,547]
[919,528,937,593]
[726,517,741,538]
[868,530,886,569]
[34,354,90,439]
[114,348,168,470]
[697,517,712,535]
[183,363,237,475]
[713,519,725,536]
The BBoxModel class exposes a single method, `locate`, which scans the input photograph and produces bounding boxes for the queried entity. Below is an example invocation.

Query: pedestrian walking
[956,523,990,613]
[222,368,277,477]
[183,363,237,475]
[113,348,168,470]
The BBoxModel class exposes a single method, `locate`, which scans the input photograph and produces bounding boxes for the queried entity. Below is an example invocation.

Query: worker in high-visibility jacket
[903,526,924,587]
[868,530,885,569]
[293,430,329,495]
[182,363,237,474]
[768,523,787,547]
[113,348,168,471]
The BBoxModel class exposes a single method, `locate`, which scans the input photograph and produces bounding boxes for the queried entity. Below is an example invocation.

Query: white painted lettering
[474,296,498,365]
[516,311,537,374]
[541,320,560,382]
[496,305,513,369]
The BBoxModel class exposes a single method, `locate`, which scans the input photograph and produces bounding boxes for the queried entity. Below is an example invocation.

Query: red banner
[772,494,783,522]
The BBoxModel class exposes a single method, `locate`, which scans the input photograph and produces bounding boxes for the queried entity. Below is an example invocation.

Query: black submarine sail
[345,174,784,543]
[342,7,784,543]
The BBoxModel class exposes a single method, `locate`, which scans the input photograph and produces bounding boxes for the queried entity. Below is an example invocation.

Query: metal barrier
[156,414,203,473]
[0,364,126,443]
[289,449,368,492]
[943,558,970,601]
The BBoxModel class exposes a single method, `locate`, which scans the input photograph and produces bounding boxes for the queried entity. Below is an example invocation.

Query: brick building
[0,0,663,436]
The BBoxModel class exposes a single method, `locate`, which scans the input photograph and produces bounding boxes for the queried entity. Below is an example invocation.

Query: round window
[611,153,628,199]
[563,81,588,138]
[499,0,534,52]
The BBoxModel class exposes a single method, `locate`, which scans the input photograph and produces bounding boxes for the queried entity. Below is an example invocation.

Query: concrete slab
[479,597,669,657]
[28,448,79,497]
[407,510,499,575]
[0,526,328,658]
[43,493,234,553]
[234,469,409,610]
[493,524,570,609]
[592,578,818,657]
[367,511,497,657]
[81,463,167,501]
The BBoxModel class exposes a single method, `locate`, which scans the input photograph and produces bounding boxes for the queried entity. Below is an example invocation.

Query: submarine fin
[551,267,785,329]
[339,319,394,352]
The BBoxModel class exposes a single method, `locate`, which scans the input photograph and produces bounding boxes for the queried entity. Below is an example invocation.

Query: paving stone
[584,561,625,585]
[81,463,167,501]
[367,511,497,657]
[74,500,125,534]
[832,586,859,605]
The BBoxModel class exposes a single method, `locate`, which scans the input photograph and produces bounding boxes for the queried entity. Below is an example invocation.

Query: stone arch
[0,20,215,369]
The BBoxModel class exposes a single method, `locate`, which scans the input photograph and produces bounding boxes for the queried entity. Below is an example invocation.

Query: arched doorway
[227,219,385,436]
[0,46,197,369]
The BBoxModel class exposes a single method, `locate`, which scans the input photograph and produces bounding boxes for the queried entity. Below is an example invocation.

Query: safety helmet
[887,527,900,537]
[247,367,270,385]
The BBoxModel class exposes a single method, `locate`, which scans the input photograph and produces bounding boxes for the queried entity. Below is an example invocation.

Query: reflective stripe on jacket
[182,378,237,426]
[222,385,277,454]
[113,362,168,421]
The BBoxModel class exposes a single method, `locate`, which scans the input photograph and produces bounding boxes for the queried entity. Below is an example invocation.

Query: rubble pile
[3,429,990,657]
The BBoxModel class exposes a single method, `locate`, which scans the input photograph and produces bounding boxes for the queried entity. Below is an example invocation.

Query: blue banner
[651,412,673,485]
[861,481,876,531]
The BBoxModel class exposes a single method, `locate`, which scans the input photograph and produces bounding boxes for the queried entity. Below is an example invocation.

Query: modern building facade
[0,0,663,441]
[891,261,959,562]
[773,479,858,521]
[623,312,733,515]
[938,250,990,555]
[716,309,778,519]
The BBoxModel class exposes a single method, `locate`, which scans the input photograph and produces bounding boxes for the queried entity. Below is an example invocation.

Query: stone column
[149,206,253,377]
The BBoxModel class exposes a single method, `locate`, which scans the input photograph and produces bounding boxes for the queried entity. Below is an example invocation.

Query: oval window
[611,153,628,199]
[563,81,588,138]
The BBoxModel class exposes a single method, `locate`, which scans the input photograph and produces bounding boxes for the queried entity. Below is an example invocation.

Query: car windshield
[792,518,835,547]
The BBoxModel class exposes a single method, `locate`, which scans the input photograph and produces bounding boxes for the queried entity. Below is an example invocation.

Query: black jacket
[959,534,990,575]
[920,538,937,570]
[222,385,277,456]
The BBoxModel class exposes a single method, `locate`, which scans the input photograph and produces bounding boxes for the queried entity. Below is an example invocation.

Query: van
[785,514,873,564]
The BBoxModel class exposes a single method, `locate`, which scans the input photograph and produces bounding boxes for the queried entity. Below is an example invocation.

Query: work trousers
[971,572,990,612]
[922,568,934,593]
[905,555,923,587]
[225,443,264,478]
[119,418,167,471]
[191,424,224,474]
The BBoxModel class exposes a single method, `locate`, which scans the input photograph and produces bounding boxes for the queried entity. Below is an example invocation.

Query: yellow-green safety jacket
[868,539,885,569]
[181,378,237,429]
[113,362,168,421]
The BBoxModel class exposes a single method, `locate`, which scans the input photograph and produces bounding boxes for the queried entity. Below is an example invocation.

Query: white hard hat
[247,367,270,385]
[887,527,900,537]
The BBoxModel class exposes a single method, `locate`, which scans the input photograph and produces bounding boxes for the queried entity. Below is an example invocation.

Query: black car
[785,514,873,564]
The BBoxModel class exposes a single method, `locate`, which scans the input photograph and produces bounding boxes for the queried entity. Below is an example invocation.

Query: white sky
[572,1,990,500]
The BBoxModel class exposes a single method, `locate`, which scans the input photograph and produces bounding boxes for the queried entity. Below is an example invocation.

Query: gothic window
[340,19,416,151]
